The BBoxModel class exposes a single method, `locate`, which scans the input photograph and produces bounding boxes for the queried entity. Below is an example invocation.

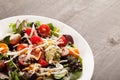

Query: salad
[0,20,82,80]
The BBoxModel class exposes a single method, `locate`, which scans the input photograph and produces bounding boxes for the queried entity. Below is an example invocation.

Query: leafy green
[70,71,82,80]
[48,23,56,31]
[8,61,18,70]
[8,70,20,80]
[3,36,10,44]
[68,56,83,80]
[9,23,16,33]
[68,44,75,48]
[78,56,83,67]
[54,69,68,79]
[9,20,26,33]
[67,55,82,72]
[0,54,8,59]
[17,20,26,33]
[48,23,60,37]
[51,31,59,37]
[8,61,22,80]
[27,21,41,28]
[35,21,41,27]
[27,22,32,27]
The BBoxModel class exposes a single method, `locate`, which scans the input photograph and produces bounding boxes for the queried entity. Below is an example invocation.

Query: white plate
[0,15,94,80]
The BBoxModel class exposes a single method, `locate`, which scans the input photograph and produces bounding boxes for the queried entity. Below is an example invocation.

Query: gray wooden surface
[0,0,120,80]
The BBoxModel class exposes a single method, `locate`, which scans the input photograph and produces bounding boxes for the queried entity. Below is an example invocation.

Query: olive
[21,30,25,37]
[63,35,74,44]
[19,37,29,44]
[0,60,5,71]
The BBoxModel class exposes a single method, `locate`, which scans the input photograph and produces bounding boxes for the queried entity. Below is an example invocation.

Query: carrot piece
[68,48,80,58]
[0,43,9,54]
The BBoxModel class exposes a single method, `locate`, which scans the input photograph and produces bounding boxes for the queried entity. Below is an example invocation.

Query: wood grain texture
[0,0,120,80]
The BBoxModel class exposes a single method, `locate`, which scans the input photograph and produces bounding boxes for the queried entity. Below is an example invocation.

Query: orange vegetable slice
[0,43,9,54]
[68,48,80,58]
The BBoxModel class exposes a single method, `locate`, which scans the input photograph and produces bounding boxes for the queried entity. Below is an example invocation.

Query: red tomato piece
[38,59,48,67]
[40,51,45,60]
[38,24,50,37]
[25,28,32,35]
[30,35,43,44]
[58,35,67,47]
[17,44,28,51]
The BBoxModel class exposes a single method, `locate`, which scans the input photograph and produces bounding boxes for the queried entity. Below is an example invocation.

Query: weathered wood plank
[0,0,120,80]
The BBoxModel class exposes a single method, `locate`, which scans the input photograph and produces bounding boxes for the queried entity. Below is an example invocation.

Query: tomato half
[38,59,48,67]
[38,24,50,37]
[30,35,43,44]
[25,28,32,36]
[58,35,67,47]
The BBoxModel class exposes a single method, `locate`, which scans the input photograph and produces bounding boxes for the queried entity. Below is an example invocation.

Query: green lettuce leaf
[70,71,82,80]
[9,20,26,33]
[27,21,41,28]
[48,23,60,37]
[8,61,23,80]
[35,21,41,27]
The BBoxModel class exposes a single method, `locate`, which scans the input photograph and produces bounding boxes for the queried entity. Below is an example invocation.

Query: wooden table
[0,0,120,80]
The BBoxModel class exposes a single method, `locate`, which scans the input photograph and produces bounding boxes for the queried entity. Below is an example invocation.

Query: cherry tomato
[18,54,28,66]
[17,44,28,51]
[30,35,43,44]
[38,59,48,67]
[25,28,32,35]
[58,35,67,47]
[38,24,50,37]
